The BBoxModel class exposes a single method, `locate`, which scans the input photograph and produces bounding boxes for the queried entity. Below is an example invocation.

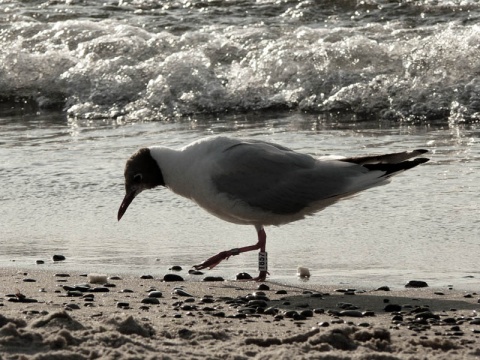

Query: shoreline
[1,267,479,359]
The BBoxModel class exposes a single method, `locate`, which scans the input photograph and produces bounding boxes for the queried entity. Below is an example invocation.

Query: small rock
[434,291,445,296]
[109,276,122,280]
[169,265,183,271]
[318,321,330,327]
[23,278,36,282]
[140,275,154,280]
[469,318,480,325]
[55,273,71,278]
[376,286,390,291]
[163,274,184,282]
[300,310,314,318]
[202,276,224,282]
[53,255,66,262]
[257,284,270,291]
[236,272,252,280]
[405,280,428,288]
[65,304,80,310]
[172,288,192,297]
[188,269,204,275]
[275,289,288,295]
[339,310,364,317]
[36,260,45,265]
[91,287,110,293]
[121,289,134,293]
[384,304,402,312]
[148,291,163,298]
[117,302,130,309]
[297,266,310,278]
[141,297,160,305]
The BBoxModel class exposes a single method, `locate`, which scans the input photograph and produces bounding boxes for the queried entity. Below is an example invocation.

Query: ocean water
[1,0,479,289]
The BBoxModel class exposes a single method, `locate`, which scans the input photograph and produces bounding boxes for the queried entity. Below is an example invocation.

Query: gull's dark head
[118,148,165,221]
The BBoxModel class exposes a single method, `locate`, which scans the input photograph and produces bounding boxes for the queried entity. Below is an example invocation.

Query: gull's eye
[133,173,143,183]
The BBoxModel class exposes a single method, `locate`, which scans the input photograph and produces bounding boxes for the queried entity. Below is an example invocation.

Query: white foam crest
[1,16,479,121]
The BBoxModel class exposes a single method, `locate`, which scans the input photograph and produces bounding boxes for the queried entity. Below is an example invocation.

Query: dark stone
[53,255,66,262]
[257,284,270,291]
[121,289,134,293]
[384,304,402,312]
[318,321,330,327]
[202,276,224,282]
[247,300,268,308]
[163,274,184,282]
[376,286,390,291]
[169,265,183,271]
[339,310,364,317]
[140,275,154,279]
[65,304,80,310]
[172,288,192,297]
[141,297,160,305]
[415,311,440,320]
[275,290,288,295]
[117,302,130,308]
[283,310,299,318]
[300,310,314,318]
[103,283,116,288]
[36,260,45,265]
[148,291,163,298]
[109,276,122,280]
[188,269,204,275]
[236,272,252,280]
[54,273,70,277]
[405,280,428,288]
[67,291,84,297]
[91,287,110,293]
[23,278,36,282]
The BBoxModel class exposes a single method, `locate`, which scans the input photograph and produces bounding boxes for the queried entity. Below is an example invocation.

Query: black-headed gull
[118,136,429,281]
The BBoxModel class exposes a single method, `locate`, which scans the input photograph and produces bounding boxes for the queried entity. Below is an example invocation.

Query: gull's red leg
[193,227,269,281]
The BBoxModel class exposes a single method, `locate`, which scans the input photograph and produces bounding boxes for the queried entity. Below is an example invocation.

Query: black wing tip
[415,149,429,155]
[414,157,430,164]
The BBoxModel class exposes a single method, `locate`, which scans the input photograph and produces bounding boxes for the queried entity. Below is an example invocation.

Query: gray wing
[212,141,364,215]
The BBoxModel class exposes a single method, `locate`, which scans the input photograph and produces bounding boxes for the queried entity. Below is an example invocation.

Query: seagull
[118,136,429,281]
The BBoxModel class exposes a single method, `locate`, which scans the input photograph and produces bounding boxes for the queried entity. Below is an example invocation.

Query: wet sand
[1,267,480,359]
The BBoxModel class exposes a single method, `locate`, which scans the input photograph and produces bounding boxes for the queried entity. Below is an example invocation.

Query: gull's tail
[341,149,430,178]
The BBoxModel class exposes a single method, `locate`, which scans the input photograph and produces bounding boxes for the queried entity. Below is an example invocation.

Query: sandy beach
[0,267,479,359]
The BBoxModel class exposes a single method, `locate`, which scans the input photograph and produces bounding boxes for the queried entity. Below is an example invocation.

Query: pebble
[275,289,288,295]
[54,273,70,278]
[247,300,268,308]
[339,310,364,317]
[67,290,84,297]
[318,321,330,327]
[384,304,402,312]
[313,308,325,314]
[169,265,183,271]
[23,278,36,282]
[109,276,122,280]
[236,272,253,280]
[117,302,130,309]
[53,255,66,262]
[163,274,184,282]
[376,286,391,291]
[469,318,480,325]
[188,269,204,275]
[141,297,160,305]
[202,276,224,282]
[36,260,45,265]
[121,289,134,293]
[405,280,429,288]
[199,297,215,304]
[257,284,270,291]
[172,288,193,297]
[148,291,163,298]
[300,309,314,318]
[140,275,154,279]
[65,303,80,310]
[91,287,109,293]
